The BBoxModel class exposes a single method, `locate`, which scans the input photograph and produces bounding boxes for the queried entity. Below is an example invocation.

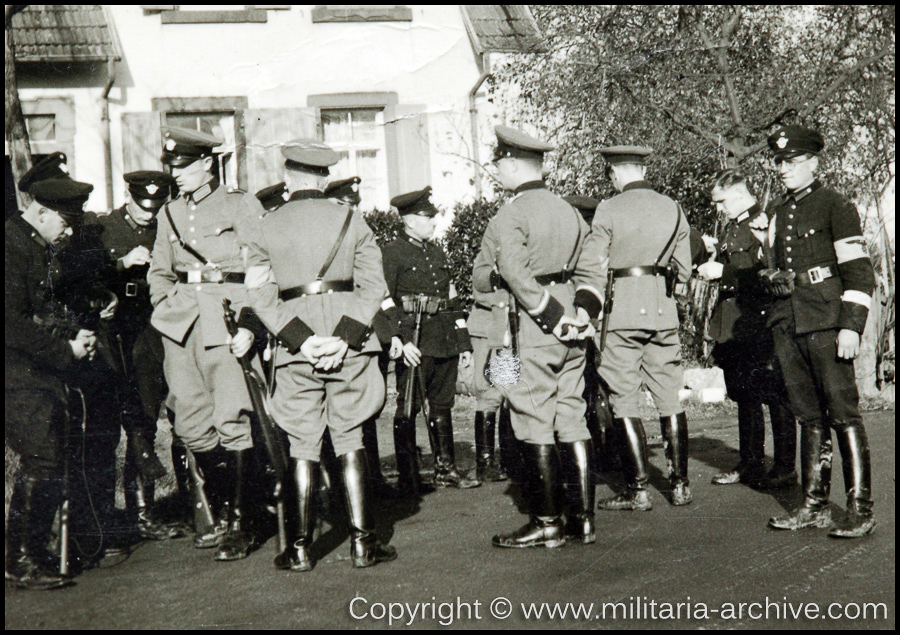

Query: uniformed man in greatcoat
[473,126,604,549]
[584,145,693,511]
[6,156,95,590]
[380,187,479,493]
[148,126,265,561]
[697,169,796,489]
[754,125,876,538]
[240,141,397,571]
[78,170,187,541]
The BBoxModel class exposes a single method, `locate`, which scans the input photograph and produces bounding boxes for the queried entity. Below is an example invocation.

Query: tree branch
[693,6,745,132]
[797,42,893,118]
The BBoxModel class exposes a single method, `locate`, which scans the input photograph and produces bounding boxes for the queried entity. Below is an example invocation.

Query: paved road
[6,409,894,629]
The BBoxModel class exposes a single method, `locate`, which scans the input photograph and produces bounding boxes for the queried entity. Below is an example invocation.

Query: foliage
[363,208,404,247]
[441,199,503,306]
[492,5,895,231]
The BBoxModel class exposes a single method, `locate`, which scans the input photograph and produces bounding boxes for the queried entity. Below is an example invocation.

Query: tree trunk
[5,6,33,210]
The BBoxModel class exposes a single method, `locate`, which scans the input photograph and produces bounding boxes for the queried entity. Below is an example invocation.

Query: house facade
[8,5,543,230]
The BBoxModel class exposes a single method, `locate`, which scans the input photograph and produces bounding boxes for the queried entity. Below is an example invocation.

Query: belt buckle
[187,270,202,284]
[125,282,138,297]
[808,266,824,284]
[307,280,323,295]
[206,269,224,284]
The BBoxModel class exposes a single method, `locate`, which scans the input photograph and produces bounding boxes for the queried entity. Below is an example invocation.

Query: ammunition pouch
[758,269,795,298]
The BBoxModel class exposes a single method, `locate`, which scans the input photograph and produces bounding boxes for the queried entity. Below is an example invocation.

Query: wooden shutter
[384,103,431,197]
[243,108,318,194]
[121,112,162,173]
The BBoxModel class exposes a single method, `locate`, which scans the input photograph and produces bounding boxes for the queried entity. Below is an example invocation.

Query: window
[25,115,56,142]
[142,6,289,24]
[312,6,412,23]
[322,108,390,211]
[166,111,237,187]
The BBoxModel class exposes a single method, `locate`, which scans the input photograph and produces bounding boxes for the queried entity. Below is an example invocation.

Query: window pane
[322,111,352,143]
[323,108,389,211]
[26,115,56,142]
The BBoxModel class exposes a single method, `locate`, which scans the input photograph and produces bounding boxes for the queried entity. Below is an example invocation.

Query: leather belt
[280,279,354,300]
[793,265,834,286]
[612,265,668,279]
[534,270,572,285]
[473,302,493,312]
[175,270,245,284]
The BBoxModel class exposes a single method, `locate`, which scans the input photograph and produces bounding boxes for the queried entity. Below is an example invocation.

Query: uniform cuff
[278,317,314,354]
[838,302,869,334]
[333,316,371,351]
[574,289,603,320]
[720,264,737,288]
[455,327,473,353]
[371,311,394,345]
[532,296,565,333]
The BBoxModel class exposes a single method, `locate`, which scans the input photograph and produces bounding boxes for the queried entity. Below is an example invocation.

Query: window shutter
[384,104,431,197]
[243,108,318,195]
[121,112,163,174]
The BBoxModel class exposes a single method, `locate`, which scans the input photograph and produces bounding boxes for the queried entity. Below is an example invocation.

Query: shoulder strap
[655,204,683,266]
[163,203,213,267]
[564,204,584,273]
[316,208,354,281]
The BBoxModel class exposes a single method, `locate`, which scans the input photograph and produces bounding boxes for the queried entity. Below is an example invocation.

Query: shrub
[441,199,503,307]
[363,208,404,247]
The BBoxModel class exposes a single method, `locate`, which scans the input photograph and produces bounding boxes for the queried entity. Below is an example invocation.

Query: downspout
[100,57,117,209]
[468,69,490,200]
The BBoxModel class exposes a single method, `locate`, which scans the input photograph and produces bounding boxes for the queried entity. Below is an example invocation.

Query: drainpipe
[468,70,490,199]
[100,57,117,209]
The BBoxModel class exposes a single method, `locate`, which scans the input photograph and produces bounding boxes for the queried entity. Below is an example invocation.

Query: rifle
[223,299,288,553]
[59,386,74,577]
[599,270,615,353]
[400,295,440,420]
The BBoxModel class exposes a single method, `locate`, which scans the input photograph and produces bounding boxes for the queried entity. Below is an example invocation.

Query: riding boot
[5,474,71,590]
[598,418,652,511]
[829,423,876,538]
[362,416,401,499]
[274,459,317,571]
[712,402,765,485]
[128,429,167,481]
[190,448,229,549]
[393,415,433,496]
[758,401,798,489]
[558,440,596,544]
[497,404,525,484]
[429,412,480,489]
[661,412,692,505]
[492,444,565,548]
[341,450,398,568]
[216,449,258,561]
[475,411,508,482]
[769,422,833,530]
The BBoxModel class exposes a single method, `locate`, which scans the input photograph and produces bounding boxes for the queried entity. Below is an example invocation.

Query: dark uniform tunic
[81,207,166,424]
[767,181,875,427]
[148,180,264,453]
[381,233,471,415]
[5,216,79,476]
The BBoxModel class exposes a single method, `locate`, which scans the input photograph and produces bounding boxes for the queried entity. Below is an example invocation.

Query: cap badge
[60,164,69,174]
[146,184,159,195]
[776,137,788,149]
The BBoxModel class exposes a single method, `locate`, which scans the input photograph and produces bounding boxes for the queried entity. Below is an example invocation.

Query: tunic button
[787,225,793,230]
[412,267,416,271]
[791,204,796,209]
[639,309,646,315]
[788,214,794,219]
[787,247,792,252]
[190,227,195,232]
[111,249,116,253]
[809,229,815,235]
[550,281,556,286]
[194,263,201,268]
[189,215,195,221]
[787,258,792,263]
[327,289,333,294]
[786,236,791,241]
[191,239,197,245]
[499,302,505,308]
[658,309,663,315]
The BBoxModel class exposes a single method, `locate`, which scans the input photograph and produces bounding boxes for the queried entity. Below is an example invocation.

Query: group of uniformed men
[6,120,877,591]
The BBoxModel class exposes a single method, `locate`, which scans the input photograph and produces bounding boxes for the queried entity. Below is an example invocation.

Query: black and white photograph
[5,5,894,629]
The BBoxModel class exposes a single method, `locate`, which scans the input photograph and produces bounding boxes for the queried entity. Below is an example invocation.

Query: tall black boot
[190,448,228,549]
[712,402,765,485]
[598,418,652,511]
[661,412,692,505]
[393,415,433,496]
[362,416,401,499]
[497,404,525,484]
[215,449,258,561]
[558,440,595,544]
[758,401,798,489]
[492,444,565,548]
[829,423,876,538]
[341,450,398,568]
[274,459,317,571]
[475,411,508,482]
[769,422,833,530]
[429,412,480,489]
[5,475,71,590]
